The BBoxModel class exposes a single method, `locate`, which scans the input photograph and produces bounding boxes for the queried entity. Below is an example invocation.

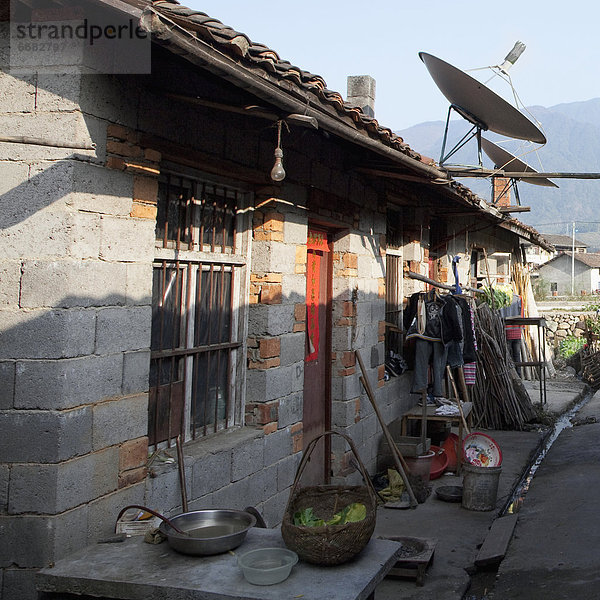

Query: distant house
[524,233,586,268]
[535,251,600,295]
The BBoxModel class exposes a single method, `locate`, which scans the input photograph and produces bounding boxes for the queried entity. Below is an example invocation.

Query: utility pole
[571,221,575,296]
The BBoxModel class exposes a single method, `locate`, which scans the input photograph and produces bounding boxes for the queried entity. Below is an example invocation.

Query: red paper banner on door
[306,249,320,362]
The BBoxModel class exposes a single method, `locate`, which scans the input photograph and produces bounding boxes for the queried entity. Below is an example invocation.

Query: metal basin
[158,509,256,556]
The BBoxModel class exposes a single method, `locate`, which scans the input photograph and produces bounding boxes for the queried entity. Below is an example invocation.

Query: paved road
[490,389,600,599]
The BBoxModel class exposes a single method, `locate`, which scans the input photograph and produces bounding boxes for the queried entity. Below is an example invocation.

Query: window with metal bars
[149,171,250,446]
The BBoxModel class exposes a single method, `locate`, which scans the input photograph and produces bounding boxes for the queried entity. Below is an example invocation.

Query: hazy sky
[185,1,600,132]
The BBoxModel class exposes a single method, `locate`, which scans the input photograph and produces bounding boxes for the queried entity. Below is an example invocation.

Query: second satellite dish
[481,138,558,188]
[419,52,546,145]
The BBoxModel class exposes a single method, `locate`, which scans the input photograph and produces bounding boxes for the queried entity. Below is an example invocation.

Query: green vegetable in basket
[336,502,367,524]
[293,503,366,527]
[293,507,324,527]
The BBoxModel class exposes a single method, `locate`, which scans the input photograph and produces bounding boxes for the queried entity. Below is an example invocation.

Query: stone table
[37,527,402,600]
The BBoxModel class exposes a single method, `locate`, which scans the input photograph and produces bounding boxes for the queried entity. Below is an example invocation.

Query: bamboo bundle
[582,348,600,388]
[471,303,537,430]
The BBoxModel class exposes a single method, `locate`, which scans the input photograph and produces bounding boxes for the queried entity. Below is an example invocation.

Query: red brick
[292,431,303,453]
[260,284,282,305]
[338,367,356,377]
[107,123,138,142]
[118,466,147,488]
[341,351,355,368]
[106,156,125,171]
[144,148,162,163]
[247,401,279,425]
[261,422,276,435]
[342,253,358,269]
[294,303,306,321]
[342,301,356,317]
[119,437,148,471]
[133,176,158,203]
[260,337,281,359]
[130,202,157,220]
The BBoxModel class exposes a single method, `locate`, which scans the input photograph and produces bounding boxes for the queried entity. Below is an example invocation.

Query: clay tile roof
[148,0,423,161]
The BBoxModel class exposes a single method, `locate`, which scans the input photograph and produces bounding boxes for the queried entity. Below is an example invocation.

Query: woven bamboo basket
[281,431,377,566]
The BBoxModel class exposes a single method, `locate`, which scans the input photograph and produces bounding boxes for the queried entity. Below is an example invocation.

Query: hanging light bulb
[270,120,286,182]
[271,147,286,181]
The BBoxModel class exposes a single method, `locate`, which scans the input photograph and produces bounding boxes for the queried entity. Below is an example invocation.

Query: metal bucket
[461,463,502,511]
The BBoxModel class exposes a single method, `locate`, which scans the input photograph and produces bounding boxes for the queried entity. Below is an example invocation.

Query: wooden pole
[355,351,418,508]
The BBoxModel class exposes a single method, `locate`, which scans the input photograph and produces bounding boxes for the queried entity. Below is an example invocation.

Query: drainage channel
[501,390,594,516]
[463,389,595,600]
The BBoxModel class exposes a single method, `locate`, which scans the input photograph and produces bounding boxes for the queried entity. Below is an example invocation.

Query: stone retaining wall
[541,311,595,354]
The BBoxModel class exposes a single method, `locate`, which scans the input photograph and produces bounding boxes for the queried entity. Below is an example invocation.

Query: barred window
[149,171,250,446]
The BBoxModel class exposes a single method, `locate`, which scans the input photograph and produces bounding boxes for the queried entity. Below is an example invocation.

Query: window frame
[150,165,252,446]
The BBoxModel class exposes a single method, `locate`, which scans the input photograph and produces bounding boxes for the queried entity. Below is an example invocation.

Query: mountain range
[397,98,600,250]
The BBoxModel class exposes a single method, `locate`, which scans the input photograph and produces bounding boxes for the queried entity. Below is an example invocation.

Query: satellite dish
[481,137,558,188]
[419,52,546,163]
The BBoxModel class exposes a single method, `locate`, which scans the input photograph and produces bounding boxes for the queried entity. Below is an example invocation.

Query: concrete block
[248,304,295,337]
[122,350,150,395]
[0,113,95,162]
[283,219,307,245]
[15,354,123,410]
[251,242,297,274]
[35,73,82,112]
[0,361,15,409]
[67,211,102,260]
[246,365,293,402]
[191,449,232,498]
[145,466,183,515]
[0,308,96,360]
[125,263,153,306]
[231,436,264,482]
[0,465,8,511]
[276,453,300,493]
[263,427,292,464]
[99,215,155,263]
[279,332,304,367]
[86,482,144,542]
[332,398,358,428]
[282,273,305,302]
[261,488,288,527]
[277,392,302,428]
[0,207,76,261]
[0,514,56,567]
[0,261,21,307]
[1,567,38,600]
[21,259,126,308]
[0,71,36,112]
[95,306,152,354]
[79,73,139,127]
[290,362,304,394]
[69,162,133,216]
[92,394,148,450]
[0,407,92,463]
[370,344,382,368]
[9,447,119,515]
[263,461,278,496]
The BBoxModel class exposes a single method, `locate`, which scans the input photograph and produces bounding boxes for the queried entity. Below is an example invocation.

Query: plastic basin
[238,547,298,585]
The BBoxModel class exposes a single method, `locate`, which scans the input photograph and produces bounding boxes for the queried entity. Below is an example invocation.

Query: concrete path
[490,387,600,599]
[374,376,590,600]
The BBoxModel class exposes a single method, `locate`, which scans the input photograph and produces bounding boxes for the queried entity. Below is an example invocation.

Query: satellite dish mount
[439,104,487,167]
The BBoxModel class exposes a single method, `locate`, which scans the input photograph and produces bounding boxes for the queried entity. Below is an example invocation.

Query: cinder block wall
[0,52,416,599]
[0,69,153,599]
